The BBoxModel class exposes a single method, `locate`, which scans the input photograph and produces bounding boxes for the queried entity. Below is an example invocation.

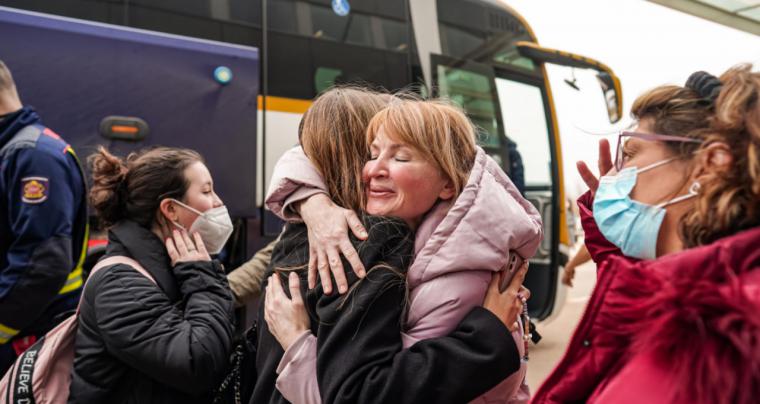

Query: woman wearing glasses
[533,65,760,404]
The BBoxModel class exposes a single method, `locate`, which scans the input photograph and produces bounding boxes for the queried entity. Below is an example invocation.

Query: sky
[500,0,760,198]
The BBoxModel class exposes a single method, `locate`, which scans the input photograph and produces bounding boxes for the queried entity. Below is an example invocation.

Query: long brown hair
[632,64,760,246]
[299,86,391,212]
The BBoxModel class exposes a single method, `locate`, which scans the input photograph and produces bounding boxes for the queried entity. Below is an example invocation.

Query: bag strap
[77,256,157,313]
[89,256,156,284]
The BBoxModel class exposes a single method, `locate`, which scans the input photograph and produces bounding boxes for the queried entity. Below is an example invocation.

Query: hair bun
[685,71,722,104]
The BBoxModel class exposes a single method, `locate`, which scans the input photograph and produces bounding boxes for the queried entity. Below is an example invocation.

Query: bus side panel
[0,8,260,218]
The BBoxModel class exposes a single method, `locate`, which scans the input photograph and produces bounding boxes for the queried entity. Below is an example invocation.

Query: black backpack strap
[10,337,45,404]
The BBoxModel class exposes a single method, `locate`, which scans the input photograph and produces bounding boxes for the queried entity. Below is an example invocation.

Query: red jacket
[532,191,760,404]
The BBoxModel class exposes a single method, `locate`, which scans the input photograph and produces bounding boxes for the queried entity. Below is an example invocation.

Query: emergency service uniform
[0,106,88,372]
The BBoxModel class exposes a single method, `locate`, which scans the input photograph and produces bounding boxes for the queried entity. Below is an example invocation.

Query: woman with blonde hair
[533,64,760,404]
[259,94,541,403]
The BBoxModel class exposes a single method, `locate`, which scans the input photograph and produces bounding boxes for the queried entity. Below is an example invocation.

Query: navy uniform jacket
[0,106,87,344]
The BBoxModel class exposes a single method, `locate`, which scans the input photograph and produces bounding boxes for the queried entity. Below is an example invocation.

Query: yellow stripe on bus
[257,95,312,114]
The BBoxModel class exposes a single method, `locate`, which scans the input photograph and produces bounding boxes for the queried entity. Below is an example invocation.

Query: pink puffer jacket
[266,146,543,404]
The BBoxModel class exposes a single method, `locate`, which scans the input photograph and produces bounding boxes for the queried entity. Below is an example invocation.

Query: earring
[689,181,701,195]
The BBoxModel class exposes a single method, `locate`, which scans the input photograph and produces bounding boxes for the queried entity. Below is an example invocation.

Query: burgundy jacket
[532,191,760,404]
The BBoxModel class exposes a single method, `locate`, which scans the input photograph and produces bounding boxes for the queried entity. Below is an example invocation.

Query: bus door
[432,55,559,320]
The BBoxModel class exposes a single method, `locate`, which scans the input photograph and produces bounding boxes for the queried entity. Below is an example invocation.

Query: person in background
[0,60,88,373]
[506,137,526,195]
[227,239,277,307]
[533,65,760,404]
[561,245,591,287]
[68,146,235,403]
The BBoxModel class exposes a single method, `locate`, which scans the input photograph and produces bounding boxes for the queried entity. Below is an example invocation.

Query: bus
[0,0,622,321]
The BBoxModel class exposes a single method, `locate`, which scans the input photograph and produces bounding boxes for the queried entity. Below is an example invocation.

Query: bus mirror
[596,72,622,123]
[516,41,623,123]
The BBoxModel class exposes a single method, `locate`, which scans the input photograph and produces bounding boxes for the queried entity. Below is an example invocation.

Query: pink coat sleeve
[275,331,322,404]
[265,146,328,221]
[404,271,491,342]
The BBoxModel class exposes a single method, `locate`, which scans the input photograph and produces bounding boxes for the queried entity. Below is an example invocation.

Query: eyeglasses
[614,131,703,171]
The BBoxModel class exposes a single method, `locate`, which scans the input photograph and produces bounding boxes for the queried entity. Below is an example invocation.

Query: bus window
[495,79,552,187]
[495,77,553,257]
[310,3,350,41]
[435,63,503,149]
[268,0,301,35]
[345,14,373,47]
[378,17,409,51]
[315,67,343,93]
[439,24,484,58]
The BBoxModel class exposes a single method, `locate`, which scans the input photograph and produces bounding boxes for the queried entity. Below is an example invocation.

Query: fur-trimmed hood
[593,225,760,404]
[533,191,760,404]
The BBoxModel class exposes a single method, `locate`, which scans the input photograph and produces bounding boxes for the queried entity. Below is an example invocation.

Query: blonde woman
[261,96,541,404]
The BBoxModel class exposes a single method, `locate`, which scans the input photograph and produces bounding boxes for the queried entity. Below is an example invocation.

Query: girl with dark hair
[533,64,760,404]
[68,146,235,403]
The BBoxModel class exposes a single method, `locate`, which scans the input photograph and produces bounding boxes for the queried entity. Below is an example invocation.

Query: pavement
[525,259,597,392]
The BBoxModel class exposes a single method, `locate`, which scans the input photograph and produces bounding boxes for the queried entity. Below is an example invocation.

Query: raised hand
[165,230,211,266]
[576,138,614,193]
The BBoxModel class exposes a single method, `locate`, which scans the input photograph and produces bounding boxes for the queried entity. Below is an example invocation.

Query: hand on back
[298,194,368,294]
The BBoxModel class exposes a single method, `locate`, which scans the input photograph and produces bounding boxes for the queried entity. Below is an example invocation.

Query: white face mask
[169,199,233,255]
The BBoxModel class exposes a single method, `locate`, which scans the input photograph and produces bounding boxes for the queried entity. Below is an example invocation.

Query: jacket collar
[106,220,181,302]
[0,106,40,150]
[407,147,542,289]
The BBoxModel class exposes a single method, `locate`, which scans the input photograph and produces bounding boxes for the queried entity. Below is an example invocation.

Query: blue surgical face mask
[593,158,700,260]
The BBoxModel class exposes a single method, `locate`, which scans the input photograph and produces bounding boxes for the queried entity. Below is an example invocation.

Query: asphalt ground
[525,259,597,392]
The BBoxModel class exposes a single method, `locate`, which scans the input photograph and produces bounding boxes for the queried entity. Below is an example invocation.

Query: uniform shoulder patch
[21,176,49,204]
[42,127,62,140]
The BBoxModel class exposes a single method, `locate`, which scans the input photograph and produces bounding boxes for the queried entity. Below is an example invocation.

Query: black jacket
[251,215,520,404]
[68,220,235,404]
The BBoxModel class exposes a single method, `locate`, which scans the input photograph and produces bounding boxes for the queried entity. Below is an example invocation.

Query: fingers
[339,238,365,279]
[506,264,528,296]
[345,210,368,240]
[193,232,208,256]
[317,250,333,295]
[326,248,348,294]
[181,229,195,251]
[288,272,304,306]
[598,138,613,175]
[519,285,531,301]
[173,230,189,256]
[165,236,179,264]
[307,247,317,289]
[562,265,575,287]
[577,161,599,192]
[270,272,285,300]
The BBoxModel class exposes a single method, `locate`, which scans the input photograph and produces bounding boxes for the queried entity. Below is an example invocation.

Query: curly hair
[631,64,760,247]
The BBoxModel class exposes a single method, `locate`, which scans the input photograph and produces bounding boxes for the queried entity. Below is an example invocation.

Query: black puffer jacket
[68,220,235,404]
